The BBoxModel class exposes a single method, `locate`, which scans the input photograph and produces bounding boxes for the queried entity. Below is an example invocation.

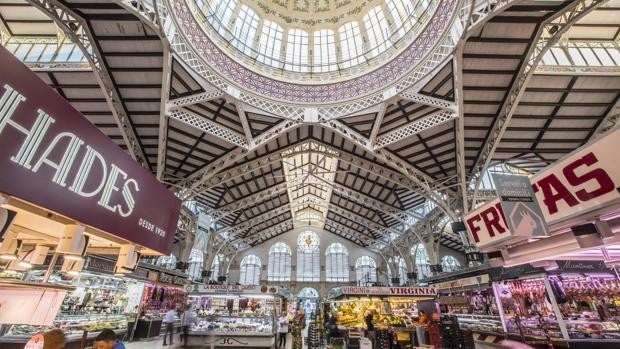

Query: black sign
[158,272,187,286]
[556,260,612,273]
[86,255,149,280]
[489,264,546,281]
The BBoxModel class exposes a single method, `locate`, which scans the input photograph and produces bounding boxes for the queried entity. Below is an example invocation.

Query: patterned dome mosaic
[170,0,465,107]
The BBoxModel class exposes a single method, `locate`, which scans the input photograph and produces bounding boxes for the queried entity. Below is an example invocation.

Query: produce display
[2,314,128,339]
[332,298,418,329]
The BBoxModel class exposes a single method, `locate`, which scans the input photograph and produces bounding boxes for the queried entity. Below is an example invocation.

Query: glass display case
[1,314,128,340]
[495,277,564,342]
[455,314,504,334]
[185,289,281,348]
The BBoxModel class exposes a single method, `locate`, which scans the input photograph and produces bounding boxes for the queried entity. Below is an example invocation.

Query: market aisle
[126,338,182,349]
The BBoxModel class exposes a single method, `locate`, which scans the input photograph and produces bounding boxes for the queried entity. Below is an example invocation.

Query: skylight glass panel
[232,5,259,56]
[25,44,45,62]
[39,45,57,62]
[364,6,391,57]
[339,22,365,68]
[313,29,337,73]
[541,51,557,65]
[579,47,601,66]
[54,44,74,62]
[550,47,570,65]
[14,44,31,61]
[285,29,309,72]
[568,47,586,66]
[593,47,614,66]
[208,0,237,36]
[257,20,284,67]
[387,0,416,37]
[608,46,620,65]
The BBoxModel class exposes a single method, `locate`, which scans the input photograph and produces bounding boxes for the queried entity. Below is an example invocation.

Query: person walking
[162,306,178,346]
[277,314,289,348]
[180,306,196,347]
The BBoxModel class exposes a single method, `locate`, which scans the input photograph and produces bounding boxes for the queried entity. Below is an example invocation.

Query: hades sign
[0,47,180,254]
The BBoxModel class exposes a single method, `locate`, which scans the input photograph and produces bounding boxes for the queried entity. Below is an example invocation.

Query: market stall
[184,284,282,348]
[327,286,437,349]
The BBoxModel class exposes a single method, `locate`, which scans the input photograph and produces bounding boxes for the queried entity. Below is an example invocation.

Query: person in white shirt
[162,307,177,346]
[277,315,289,348]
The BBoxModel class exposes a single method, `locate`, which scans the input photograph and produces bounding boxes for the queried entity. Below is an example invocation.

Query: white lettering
[98,164,127,213]
[119,178,139,217]
[31,132,84,187]
[69,146,107,198]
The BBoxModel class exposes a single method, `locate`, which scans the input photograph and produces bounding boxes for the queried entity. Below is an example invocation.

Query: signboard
[555,260,612,273]
[185,284,280,295]
[158,272,187,286]
[0,47,181,254]
[0,287,66,325]
[433,274,490,290]
[86,255,149,280]
[491,173,548,238]
[465,128,620,250]
[338,286,437,296]
[194,213,211,251]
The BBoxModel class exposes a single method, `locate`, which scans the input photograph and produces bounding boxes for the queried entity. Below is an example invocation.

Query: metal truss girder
[178,119,301,200]
[217,204,290,236]
[398,90,457,112]
[167,90,225,109]
[233,220,294,247]
[466,0,518,35]
[453,49,468,213]
[215,182,289,217]
[593,98,620,138]
[323,219,376,246]
[27,0,149,168]
[374,110,458,149]
[157,46,172,180]
[469,0,609,204]
[168,108,248,148]
[235,102,255,147]
[369,103,387,146]
[327,203,403,239]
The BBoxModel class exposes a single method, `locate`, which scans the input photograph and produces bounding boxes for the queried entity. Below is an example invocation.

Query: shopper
[162,306,177,346]
[42,329,66,349]
[180,305,196,347]
[277,314,289,348]
[94,329,125,349]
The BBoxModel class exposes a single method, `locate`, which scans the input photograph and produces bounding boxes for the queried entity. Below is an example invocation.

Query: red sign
[0,47,180,254]
[465,127,620,250]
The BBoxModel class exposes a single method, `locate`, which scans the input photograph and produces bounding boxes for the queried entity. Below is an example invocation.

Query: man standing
[162,306,178,346]
[94,329,125,349]
[277,314,289,348]
[180,305,196,347]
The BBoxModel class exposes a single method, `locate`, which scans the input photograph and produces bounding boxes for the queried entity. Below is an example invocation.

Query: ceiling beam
[469,0,608,204]
[398,90,457,112]
[374,109,458,149]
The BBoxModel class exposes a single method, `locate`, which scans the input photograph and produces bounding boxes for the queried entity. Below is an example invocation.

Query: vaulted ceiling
[1,0,619,255]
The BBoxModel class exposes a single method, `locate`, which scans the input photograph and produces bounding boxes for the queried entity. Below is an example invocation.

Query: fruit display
[332,298,418,330]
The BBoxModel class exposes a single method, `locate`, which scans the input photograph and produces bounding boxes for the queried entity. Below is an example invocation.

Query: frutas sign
[0,47,181,254]
[466,127,620,250]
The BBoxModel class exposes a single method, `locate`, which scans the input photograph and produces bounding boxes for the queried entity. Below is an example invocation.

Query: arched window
[411,244,431,279]
[284,29,309,72]
[239,255,261,285]
[268,242,292,281]
[231,5,259,55]
[257,20,283,67]
[297,231,320,282]
[313,29,337,72]
[187,249,204,280]
[210,254,223,282]
[355,256,377,286]
[339,22,365,68]
[325,243,349,282]
[386,0,416,37]
[156,254,177,270]
[363,6,390,57]
[386,256,408,286]
[441,255,462,273]
[206,0,237,36]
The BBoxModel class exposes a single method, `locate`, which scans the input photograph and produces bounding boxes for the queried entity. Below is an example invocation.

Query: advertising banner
[491,173,549,238]
[338,286,437,296]
[185,284,280,295]
[465,127,620,250]
[0,47,181,254]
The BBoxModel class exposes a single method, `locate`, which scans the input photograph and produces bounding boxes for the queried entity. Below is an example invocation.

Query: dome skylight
[191,0,436,79]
